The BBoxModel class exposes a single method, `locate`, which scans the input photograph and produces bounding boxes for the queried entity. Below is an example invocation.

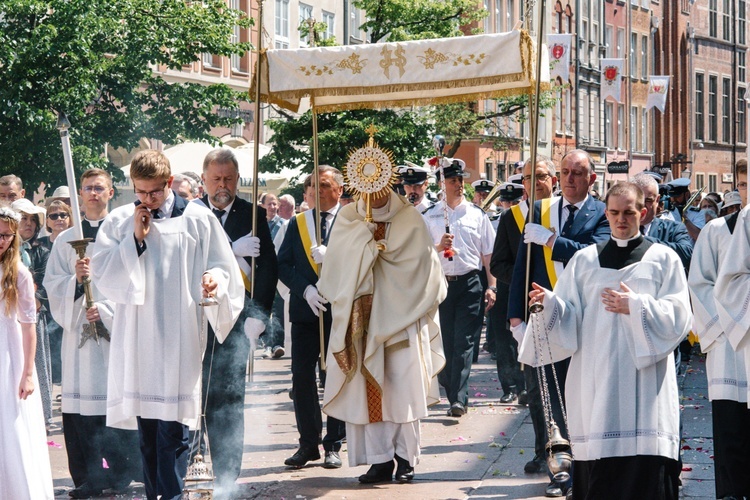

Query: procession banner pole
[250,0,264,301]
[523,0,547,323]
[306,18,326,372]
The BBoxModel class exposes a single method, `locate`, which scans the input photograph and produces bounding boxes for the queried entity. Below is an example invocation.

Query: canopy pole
[523,0,547,322]
[250,0,265,301]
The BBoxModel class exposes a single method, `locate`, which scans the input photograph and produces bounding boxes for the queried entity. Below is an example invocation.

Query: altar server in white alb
[688,162,749,500]
[519,182,691,499]
[91,150,244,500]
[320,188,447,484]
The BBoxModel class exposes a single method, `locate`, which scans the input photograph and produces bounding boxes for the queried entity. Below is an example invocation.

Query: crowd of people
[0,147,749,500]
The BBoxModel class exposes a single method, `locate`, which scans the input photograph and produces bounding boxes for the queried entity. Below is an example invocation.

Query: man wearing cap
[508,150,610,497]
[490,157,555,474]
[666,178,703,240]
[398,163,432,212]
[690,159,749,500]
[471,178,495,212]
[422,158,497,418]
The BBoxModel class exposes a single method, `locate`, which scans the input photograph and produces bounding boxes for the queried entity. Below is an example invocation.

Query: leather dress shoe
[394,455,414,483]
[358,461,394,484]
[524,454,548,473]
[500,390,518,403]
[323,450,342,468]
[284,447,320,467]
[68,483,104,499]
[517,389,529,405]
[449,401,466,417]
[545,481,564,497]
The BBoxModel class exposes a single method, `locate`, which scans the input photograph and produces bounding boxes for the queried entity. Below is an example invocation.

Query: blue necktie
[320,212,330,241]
[561,206,577,236]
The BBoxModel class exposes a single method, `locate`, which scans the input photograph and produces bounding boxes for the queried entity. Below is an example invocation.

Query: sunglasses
[48,212,70,221]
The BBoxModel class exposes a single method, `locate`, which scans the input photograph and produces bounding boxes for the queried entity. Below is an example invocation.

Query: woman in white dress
[0,206,53,499]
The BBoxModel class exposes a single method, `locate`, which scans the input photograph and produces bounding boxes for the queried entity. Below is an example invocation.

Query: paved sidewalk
[49,345,715,499]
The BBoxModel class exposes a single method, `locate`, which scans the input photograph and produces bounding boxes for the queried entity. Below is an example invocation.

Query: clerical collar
[84,216,106,227]
[611,233,642,247]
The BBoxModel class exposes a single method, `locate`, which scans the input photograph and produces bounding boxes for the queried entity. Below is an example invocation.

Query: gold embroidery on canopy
[417,48,449,69]
[337,53,367,74]
[380,45,407,78]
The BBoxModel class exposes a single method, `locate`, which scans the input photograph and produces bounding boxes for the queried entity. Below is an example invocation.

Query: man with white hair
[278,194,296,220]
[171,173,199,200]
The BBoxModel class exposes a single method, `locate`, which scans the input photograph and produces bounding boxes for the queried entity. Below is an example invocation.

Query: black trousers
[712,399,750,498]
[62,413,141,489]
[438,271,484,406]
[136,418,189,500]
[572,455,680,500]
[525,359,570,459]
[491,282,524,393]
[291,319,346,451]
[202,324,250,487]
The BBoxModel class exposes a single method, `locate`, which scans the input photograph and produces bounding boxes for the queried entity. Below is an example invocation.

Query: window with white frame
[592,91,600,146]
[496,1,505,32]
[709,0,718,38]
[696,73,705,141]
[617,28,625,58]
[275,0,290,48]
[740,1,747,45]
[709,75,718,141]
[722,77,731,142]
[565,86,573,133]
[630,32,637,78]
[739,87,747,145]
[202,52,215,68]
[554,85,563,133]
[641,35,648,80]
[740,51,746,82]
[230,0,242,71]
[723,0,731,42]
[617,104,625,149]
[322,11,335,41]
[579,88,589,142]
[483,0,489,33]
[642,108,649,152]
[591,18,599,66]
[299,3,313,45]
[630,106,637,151]
[581,19,589,65]
[709,173,718,192]
[605,25,614,58]
[539,109,548,143]
[506,0,516,31]
[605,101,614,148]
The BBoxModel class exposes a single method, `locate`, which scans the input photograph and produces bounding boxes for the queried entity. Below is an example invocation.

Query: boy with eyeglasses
[90,151,244,500]
[45,168,142,497]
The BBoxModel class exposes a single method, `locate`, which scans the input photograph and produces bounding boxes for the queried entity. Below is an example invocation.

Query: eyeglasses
[82,185,108,194]
[48,212,70,221]
[0,233,15,242]
[135,183,168,199]
[522,173,551,182]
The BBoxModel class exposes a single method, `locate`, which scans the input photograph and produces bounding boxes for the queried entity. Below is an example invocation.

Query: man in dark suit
[508,149,610,498]
[278,166,347,469]
[632,173,693,271]
[200,149,278,495]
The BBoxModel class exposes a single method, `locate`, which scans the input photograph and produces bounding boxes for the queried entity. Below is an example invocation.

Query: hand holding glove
[524,223,555,247]
[303,285,328,317]
[311,244,327,264]
[232,234,260,258]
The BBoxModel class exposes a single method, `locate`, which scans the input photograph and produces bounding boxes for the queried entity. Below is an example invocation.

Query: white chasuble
[519,243,691,461]
[689,216,748,403]
[44,227,115,416]
[91,202,244,429]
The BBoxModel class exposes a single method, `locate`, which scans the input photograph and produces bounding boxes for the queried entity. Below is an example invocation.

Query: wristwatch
[488,286,497,292]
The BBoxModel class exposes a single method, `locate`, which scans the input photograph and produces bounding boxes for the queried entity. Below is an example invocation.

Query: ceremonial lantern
[528,300,574,483]
[344,124,397,223]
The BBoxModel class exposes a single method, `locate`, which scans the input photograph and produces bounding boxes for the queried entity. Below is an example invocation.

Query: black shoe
[517,389,529,405]
[545,481,564,497]
[323,450,342,468]
[284,447,320,467]
[272,345,285,358]
[449,401,466,417]
[500,386,518,403]
[358,461,394,484]
[524,454,547,474]
[394,455,414,483]
[68,483,104,499]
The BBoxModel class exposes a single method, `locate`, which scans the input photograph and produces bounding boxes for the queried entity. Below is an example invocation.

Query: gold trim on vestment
[332,294,373,382]
[361,331,384,423]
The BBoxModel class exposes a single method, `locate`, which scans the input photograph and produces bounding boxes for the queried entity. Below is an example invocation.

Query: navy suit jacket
[645,217,693,271]
[201,195,278,313]
[490,203,525,285]
[508,196,610,320]
[277,209,333,325]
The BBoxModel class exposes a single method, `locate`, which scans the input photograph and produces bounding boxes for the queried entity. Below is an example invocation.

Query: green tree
[0,0,252,193]
[259,109,434,174]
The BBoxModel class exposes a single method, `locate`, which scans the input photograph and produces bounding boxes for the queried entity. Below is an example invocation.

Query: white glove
[232,234,260,258]
[311,244,327,264]
[524,223,555,246]
[244,317,265,342]
[303,285,328,317]
[510,321,526,346]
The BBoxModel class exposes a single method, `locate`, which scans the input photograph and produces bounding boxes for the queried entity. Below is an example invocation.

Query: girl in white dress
[0,206,53,499]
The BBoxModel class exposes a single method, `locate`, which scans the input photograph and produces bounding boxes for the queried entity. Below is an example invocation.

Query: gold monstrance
[344,124,397,222]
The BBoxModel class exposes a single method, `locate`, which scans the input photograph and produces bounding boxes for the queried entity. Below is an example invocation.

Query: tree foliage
[259,109,434,176]
[0,0,251,193]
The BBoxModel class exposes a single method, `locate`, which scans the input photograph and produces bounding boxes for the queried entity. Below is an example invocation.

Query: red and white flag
[548,34,573,82]
[646,76,670,112]
[600,59,624,102]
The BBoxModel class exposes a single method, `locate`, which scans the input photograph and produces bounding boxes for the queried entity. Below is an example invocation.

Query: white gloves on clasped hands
[303,285,328,316]
[244,317,265,343]
[232,234,261,258]
[510,321,526,346]
[311,244,327,264]
[524,223,555,247]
